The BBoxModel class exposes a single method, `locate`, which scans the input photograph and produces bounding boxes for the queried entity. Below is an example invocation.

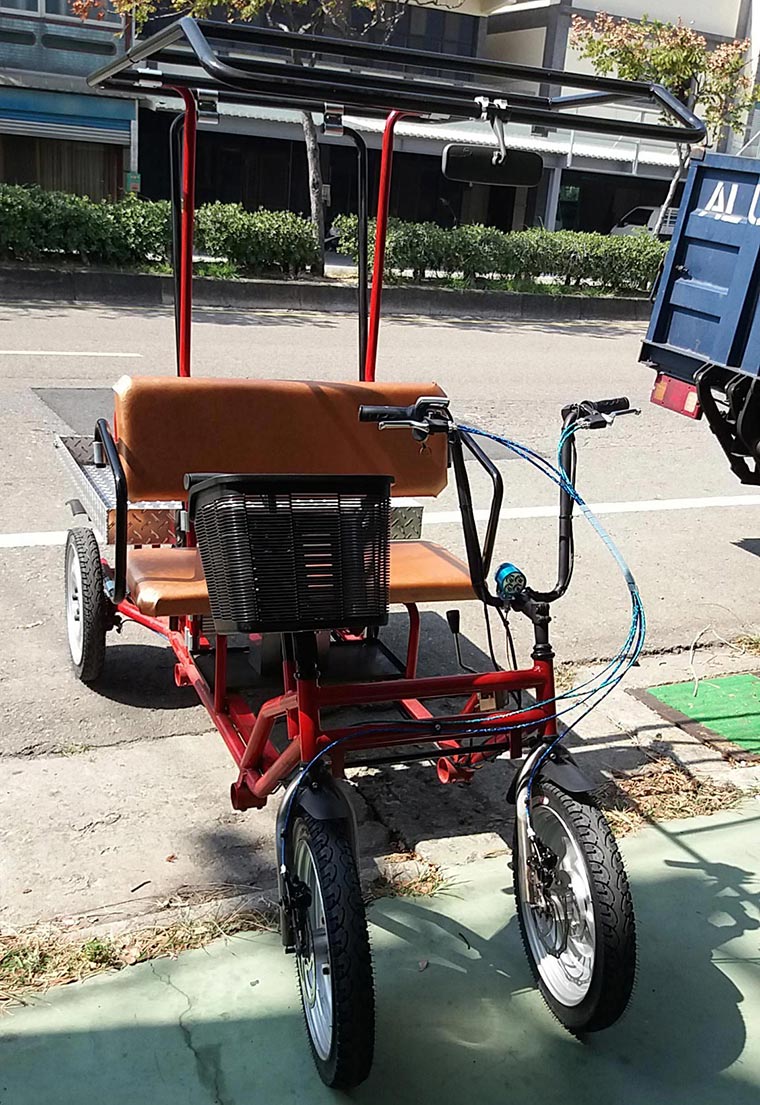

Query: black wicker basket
[186,474,392,634]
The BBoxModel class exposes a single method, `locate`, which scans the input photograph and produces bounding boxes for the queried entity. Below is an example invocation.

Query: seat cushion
[387,540,475,604]
[126,541,475,618]
[126,548,210,617]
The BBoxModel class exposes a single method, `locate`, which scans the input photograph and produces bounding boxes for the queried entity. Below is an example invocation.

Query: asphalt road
[3,304,760,732]
[3,300,760,924]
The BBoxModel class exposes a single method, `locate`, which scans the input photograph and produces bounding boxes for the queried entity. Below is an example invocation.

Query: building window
[0,0,120,22]
[401,6,479,56]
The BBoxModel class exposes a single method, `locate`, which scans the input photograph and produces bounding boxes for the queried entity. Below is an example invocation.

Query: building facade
[0,1,137,198]
[0,0,757,228]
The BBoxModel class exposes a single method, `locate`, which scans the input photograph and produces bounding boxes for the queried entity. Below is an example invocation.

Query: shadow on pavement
[91,642,200,710]
[1,819,758,1105]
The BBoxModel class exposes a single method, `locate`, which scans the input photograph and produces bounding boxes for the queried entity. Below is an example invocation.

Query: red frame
[113,96,558,808]
[116,597,557,809]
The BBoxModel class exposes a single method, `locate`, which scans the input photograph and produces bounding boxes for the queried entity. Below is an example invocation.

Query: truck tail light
[650,373,702,419]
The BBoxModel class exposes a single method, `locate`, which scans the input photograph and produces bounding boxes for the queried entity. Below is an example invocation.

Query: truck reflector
[650,373,702,419]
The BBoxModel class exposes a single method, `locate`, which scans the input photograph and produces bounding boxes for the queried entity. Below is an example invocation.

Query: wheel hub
[520,804,596,1006]
[65,543,85,665]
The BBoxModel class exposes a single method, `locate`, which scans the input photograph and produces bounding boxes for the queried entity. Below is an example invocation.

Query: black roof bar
[88,16,706,145]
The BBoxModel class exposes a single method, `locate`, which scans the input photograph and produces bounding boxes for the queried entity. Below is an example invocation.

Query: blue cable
[280,417,645,843]
[456,422,645,805]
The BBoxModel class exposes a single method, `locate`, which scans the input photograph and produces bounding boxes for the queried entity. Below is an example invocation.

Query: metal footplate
[55,434,180,545]
[56,436,424,544]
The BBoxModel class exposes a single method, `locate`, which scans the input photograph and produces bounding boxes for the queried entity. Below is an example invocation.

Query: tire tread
[514,781,636,1032]
[65,528,107,684]
[294,813,374,1089]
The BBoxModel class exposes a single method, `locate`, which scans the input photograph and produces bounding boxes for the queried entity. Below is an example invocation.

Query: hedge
[334,214,666,293]
[0,184,318,275]
[0,184,665,290]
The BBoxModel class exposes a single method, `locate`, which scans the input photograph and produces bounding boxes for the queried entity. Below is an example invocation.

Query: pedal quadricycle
[58,18,702,1088]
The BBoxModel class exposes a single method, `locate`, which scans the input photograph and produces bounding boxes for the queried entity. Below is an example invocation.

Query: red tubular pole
[364,110,406,382]
[176,88,197,379]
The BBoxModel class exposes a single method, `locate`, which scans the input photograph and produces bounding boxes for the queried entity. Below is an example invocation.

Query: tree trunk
[652,144,689,238]
[301,110,325,276]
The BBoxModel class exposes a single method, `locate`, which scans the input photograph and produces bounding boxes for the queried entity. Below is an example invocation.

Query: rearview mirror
[442,144,543,188]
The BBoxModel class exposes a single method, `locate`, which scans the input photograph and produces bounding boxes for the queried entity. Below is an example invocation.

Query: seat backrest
[113,376,449,502]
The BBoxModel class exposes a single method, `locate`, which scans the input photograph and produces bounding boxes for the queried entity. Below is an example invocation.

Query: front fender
[507,744,594,804]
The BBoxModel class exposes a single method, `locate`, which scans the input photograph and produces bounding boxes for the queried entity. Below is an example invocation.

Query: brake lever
[579,407,641,430]
[379,419,430,434]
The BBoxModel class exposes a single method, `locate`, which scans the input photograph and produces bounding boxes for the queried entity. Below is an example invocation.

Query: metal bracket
[322,103,344,136]
[135,65,163,89]
[197,89,219,124]
[491,99,509,164]
[473,96,510,164]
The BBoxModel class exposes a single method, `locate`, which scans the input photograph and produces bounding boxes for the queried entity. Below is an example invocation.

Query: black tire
[513,780,635,1033]
[64,528,107,684]
[290,812,374,1089]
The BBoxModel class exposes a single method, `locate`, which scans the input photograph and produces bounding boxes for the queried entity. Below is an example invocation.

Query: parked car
[610,205,678,239]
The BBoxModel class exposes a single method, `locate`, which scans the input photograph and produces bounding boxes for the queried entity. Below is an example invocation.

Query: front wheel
[290,812,374,1089]
[514,780,635,1033]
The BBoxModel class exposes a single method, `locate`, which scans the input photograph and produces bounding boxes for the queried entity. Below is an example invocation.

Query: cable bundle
[279,418,646,841]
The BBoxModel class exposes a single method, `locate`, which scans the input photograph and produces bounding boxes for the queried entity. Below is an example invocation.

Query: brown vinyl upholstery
[126,542,476,617]
[113,376,448,501]
[116,375,477,617]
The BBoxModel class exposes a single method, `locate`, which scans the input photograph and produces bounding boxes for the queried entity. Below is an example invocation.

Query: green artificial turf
[647,673,760,753]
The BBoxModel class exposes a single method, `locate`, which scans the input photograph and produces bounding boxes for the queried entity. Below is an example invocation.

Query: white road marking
[422,493,760,525]
[0,532,68,548]
[2,493,760,550]
[0,350,142,358]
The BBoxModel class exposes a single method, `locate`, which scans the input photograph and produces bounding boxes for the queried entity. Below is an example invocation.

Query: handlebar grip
[358,404,412,423]
[594,397,630,414]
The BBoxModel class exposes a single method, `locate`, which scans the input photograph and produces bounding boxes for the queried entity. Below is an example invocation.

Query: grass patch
[554,663,579,692]
[597,756,753,836]
[734,634,760,656]
[369,858,450,900]
[0,906,276,1009]
[60,742,91,756]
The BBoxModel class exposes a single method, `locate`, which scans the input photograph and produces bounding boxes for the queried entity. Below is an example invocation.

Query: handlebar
[594,397,630,415]
[358,404,415,423]
[359,397,451,431]
[359,392,636,611]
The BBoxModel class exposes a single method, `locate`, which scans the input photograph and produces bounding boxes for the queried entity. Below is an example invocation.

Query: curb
[0,265,652,322]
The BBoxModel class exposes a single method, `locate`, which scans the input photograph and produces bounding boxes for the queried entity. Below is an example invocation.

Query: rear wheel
[514,780,635,1032]
[290,812,374,1089]
[64,528,107,684]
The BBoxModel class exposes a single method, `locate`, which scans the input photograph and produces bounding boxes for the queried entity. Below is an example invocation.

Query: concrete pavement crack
[149,961,231,1105]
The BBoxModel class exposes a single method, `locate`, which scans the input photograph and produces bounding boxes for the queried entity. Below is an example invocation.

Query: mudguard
[277,773,360,950]
[297,775,358,836]
[507,744,594,804]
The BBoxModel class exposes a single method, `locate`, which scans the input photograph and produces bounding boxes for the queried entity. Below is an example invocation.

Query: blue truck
[642,151,760,484]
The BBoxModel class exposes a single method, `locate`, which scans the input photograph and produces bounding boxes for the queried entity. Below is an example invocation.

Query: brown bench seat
[113,376,476,619]
[126,541,475,618]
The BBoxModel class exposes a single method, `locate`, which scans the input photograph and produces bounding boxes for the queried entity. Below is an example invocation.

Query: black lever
[446,609,477,674]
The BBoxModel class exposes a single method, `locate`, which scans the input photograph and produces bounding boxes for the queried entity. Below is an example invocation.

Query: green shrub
[0,184,316,275]
[334,213,665,293]
[195,203,317,275]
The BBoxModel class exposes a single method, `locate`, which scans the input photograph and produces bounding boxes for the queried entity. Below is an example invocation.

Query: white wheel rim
[294,832,333,1060]
[518,802,596,1007]
[66,542,84,667]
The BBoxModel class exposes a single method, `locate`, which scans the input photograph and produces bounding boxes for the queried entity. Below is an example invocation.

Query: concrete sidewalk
[2,802,759,1105]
